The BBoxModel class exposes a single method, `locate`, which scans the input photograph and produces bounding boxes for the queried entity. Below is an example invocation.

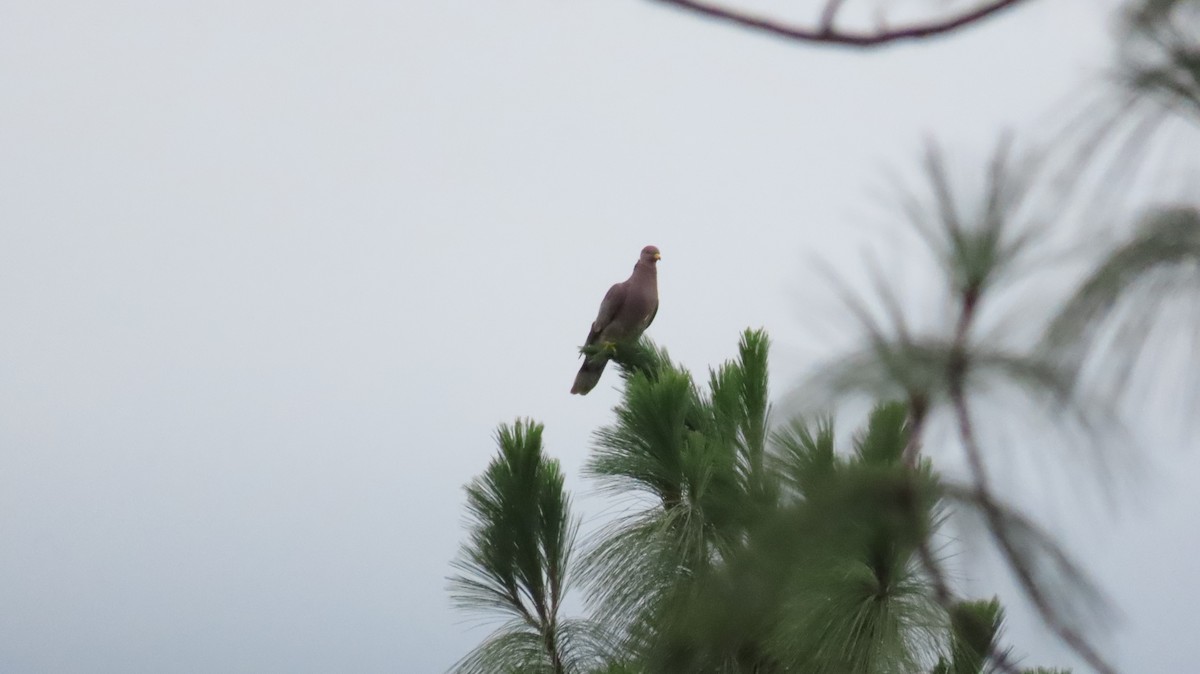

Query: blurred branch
[900,393,928,467]
[910,477,1022,674]
[950,388,1118,674]
[1043,206,1200,393]
[647,0,1033,47]
[1120,0,1200,121]
[818,0,849,33]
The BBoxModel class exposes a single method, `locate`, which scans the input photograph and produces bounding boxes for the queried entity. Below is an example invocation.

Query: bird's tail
[570,356,609,395]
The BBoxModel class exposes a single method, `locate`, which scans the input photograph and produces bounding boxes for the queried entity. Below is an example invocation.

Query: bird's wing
[585,281,627,346]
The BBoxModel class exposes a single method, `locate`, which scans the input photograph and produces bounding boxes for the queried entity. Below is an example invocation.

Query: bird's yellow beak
[653,252,662,260]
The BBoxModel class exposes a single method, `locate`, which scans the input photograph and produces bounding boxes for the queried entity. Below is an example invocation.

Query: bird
[571,245,661,395]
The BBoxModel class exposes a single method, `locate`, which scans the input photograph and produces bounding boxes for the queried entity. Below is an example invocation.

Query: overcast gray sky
[3,0,1198,672]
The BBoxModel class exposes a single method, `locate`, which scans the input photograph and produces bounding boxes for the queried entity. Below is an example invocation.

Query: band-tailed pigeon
[571,245,661,395]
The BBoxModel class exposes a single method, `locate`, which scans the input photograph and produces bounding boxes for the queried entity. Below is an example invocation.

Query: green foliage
[1120,0,1200,119]
[451,333,1079,674]
[763,406,945,673]
[770,415,836,497]
[611,338,678,385]
[592,347,951,671]
[448,420,597,674]
[581,330,776,652]
[1044,206,1200,392]
[589,365,702,507]
[932,598,1005,674]
[854,400,910,466]
[449,421,570,622]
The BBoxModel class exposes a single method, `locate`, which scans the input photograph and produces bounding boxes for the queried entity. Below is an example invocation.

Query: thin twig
[648,0,1033,48]
[901,392,928,468]
[818,0,848,34]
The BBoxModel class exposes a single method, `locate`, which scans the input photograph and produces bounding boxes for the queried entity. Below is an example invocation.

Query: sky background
[2,0,1198,672]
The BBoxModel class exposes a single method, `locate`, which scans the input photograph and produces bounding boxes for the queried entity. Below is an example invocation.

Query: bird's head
[640,245,661,264]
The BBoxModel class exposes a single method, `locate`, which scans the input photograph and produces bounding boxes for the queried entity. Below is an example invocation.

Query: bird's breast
[629,285,656,315]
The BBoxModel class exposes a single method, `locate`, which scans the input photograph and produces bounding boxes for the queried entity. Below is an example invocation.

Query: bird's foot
[580,341,620,359]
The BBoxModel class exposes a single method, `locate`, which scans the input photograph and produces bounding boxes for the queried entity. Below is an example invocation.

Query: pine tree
[449,334,1072,673]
